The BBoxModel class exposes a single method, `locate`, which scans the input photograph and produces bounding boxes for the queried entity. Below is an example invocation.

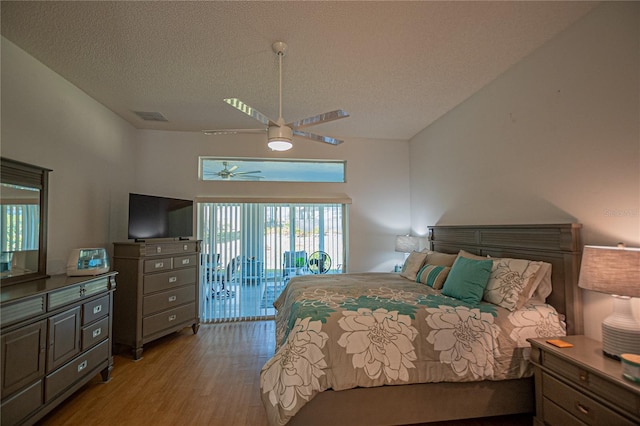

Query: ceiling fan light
[268,124,293,151]
[268,139,293,151]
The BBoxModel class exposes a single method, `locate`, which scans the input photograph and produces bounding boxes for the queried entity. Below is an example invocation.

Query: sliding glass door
[198,202,347,322]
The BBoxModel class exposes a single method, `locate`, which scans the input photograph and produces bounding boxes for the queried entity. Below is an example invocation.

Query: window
[198,202,347,322]
[200,157,346,182]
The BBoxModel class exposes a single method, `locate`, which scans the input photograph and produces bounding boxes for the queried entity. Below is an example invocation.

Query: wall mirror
[1,158,51,286]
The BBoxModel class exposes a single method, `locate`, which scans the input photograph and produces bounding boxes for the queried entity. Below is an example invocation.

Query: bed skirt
[288,378,534,426]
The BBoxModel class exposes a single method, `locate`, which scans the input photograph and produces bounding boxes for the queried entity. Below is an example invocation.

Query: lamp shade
[395,235,419,253]
[578,245,640,297]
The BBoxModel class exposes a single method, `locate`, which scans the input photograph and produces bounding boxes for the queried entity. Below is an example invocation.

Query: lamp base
[601,295,640,360]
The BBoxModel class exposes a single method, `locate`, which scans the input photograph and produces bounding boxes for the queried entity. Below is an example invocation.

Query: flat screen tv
[128,193,194,240]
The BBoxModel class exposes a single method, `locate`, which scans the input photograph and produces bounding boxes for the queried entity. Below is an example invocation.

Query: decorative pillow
[416,264,451,289]
[458,249,488,261]
[400,251,428,281]
[483,258,542,311]
[425,251,457,267]
[530,262,553,301]
[441,256,493,304]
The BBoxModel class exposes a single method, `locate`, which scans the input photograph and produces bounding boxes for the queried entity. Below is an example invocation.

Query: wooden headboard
[428,223,583,335]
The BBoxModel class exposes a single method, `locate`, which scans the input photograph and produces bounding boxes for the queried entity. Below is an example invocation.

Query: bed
[260,224,583,426]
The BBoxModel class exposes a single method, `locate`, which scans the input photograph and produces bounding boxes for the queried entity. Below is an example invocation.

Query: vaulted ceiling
[1,1,597,141]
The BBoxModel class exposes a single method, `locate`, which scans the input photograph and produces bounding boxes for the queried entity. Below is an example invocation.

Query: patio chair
[241,257,263,286]
[210,255,240,298]
[283,250,308,282]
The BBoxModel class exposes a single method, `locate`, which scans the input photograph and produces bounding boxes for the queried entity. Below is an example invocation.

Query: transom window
[199,157,346,182]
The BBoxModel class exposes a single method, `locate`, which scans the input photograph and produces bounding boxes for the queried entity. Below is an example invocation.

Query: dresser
[112,240,200,360]
[528,335,640,425]
[0,273,116,426]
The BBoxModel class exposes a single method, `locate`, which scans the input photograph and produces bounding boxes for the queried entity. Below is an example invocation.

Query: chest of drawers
[1,273,116,426]
[528,336,640,426]
[113,241,200,359]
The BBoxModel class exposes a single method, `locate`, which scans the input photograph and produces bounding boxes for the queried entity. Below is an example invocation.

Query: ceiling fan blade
[235,175,263,180]
[235,170,262,175]
[287,110,349,130]
[224,98,277,126]
[228,165,239,172]
[293,130,344,146]
[202,128,266,135]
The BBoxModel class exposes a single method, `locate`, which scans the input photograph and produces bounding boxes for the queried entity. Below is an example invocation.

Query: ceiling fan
[204,161,263,181]
[203,41,349,151]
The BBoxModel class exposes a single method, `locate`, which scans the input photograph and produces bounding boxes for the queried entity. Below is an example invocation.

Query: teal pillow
[441,256,493,304]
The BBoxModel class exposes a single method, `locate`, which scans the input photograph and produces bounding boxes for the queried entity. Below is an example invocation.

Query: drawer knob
[168,295,177,302]
[77,360,88,372]
[168,314,177,322]
[155,262,164,268]
[183,244,188,250]
[579,370,588,382]
[182,259,190,265]
[169,276,177,283]
[93,328,102,338]
[93,305,102,314]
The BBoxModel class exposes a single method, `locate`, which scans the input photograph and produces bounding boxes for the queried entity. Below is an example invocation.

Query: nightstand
[528,335,640,425]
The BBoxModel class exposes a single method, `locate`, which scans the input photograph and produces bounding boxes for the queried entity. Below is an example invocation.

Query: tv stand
[112,240,201,359]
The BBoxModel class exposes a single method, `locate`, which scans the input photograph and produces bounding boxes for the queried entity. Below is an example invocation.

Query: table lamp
[395,235,419,272]
[578,244,640,359]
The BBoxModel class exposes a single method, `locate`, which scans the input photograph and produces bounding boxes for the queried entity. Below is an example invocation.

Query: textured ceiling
[1,1,597,141]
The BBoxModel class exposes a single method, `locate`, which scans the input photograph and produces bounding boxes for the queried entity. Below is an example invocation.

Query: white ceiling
[1,1,597,141]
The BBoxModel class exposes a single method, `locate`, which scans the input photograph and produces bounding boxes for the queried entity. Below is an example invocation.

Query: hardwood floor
[37,321,532,426]
[38,321,275,426]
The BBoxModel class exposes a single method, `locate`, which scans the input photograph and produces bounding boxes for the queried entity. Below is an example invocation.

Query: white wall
[1,36,411,276]
[132,130,411,272]
[409,2,640,341]
[1,38,138,274]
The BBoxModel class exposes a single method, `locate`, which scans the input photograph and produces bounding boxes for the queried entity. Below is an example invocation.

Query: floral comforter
[260,273,565,425]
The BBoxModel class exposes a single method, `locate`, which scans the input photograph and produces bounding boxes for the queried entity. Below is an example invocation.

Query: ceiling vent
[133,111,168,122]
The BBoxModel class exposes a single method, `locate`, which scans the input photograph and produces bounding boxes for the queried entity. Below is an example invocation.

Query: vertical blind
[198,202,347,322]
[1,205,40,252]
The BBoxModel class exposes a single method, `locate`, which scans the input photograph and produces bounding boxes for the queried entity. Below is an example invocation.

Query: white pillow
[400,251,428,281]
[529,262,552,301]
[458,249,488,261]
[426,251,459,267]
[483,257,542,311]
